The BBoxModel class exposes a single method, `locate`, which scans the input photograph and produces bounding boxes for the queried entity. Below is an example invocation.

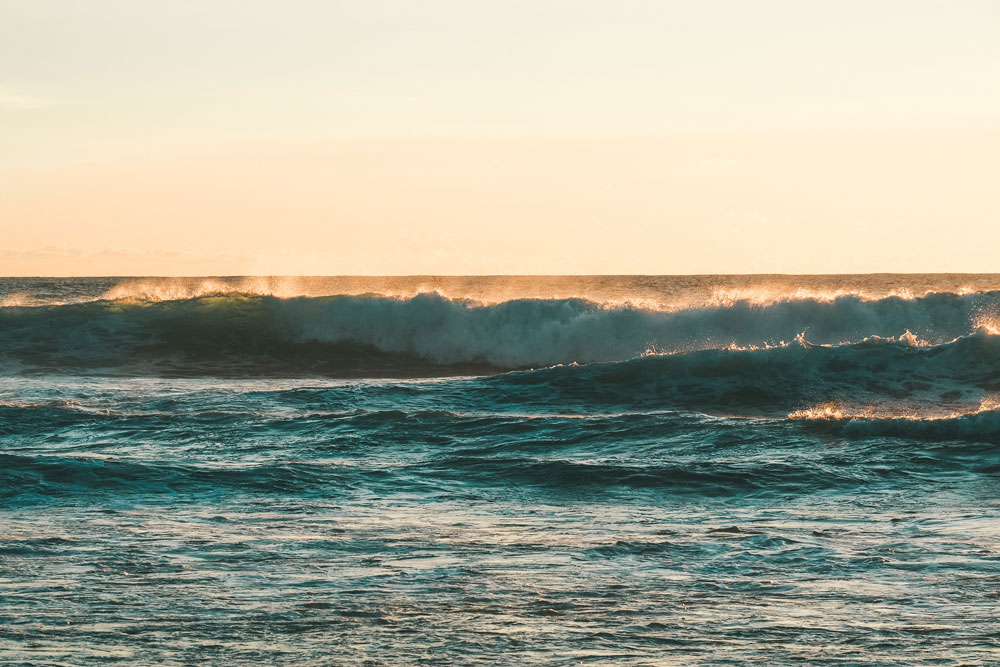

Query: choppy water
[2,275,999,665]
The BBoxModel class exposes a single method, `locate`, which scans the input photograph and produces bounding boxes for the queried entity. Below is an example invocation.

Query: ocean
[2,275,999,665]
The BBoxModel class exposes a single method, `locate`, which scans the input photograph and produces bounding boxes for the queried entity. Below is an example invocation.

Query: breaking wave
[1,290,999,375]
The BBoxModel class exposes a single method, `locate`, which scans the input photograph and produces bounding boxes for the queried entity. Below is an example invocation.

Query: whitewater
[2,275,999,665]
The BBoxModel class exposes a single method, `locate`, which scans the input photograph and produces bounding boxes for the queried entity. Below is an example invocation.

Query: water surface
[2,275,999,664]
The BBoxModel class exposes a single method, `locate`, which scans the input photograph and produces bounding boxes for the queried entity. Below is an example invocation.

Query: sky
[1,0,999,275]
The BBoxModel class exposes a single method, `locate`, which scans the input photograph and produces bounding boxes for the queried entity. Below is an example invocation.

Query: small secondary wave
[484,332,1000,416]
[788,398,1000,443]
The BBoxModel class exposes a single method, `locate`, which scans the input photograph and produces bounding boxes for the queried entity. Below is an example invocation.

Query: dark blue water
[2,276,999,664]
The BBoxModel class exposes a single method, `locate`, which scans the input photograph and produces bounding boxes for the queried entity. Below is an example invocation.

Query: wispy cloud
[0,87,58,110]
[724,210,772,226]
[695,157,737,168]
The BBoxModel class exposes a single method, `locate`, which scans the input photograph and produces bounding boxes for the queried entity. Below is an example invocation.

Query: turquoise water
[2,276,999,664]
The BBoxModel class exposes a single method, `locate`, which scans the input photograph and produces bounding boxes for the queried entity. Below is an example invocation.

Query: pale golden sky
[2,1,999,275]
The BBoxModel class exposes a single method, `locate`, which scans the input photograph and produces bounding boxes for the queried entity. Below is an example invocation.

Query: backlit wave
[1,291,998,376]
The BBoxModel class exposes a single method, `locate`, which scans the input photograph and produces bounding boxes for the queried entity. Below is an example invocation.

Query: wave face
[2,287,999,375]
